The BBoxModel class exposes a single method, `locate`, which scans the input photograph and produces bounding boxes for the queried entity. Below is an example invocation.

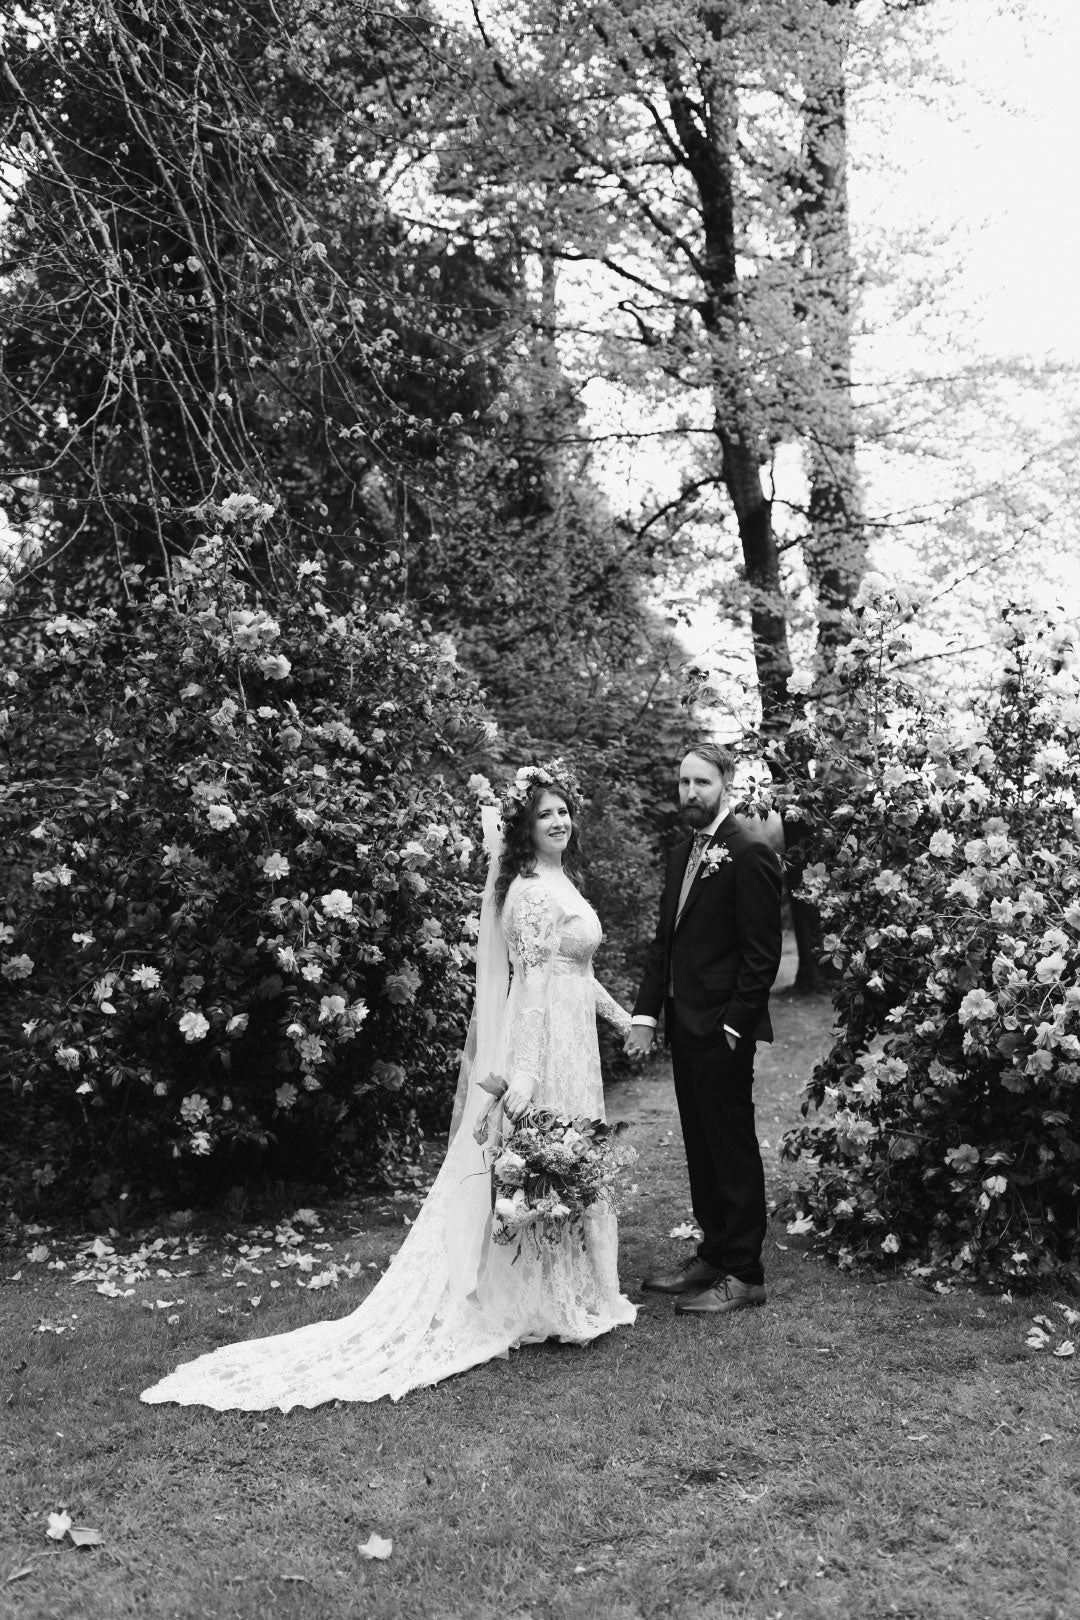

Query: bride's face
[530,791,571,861]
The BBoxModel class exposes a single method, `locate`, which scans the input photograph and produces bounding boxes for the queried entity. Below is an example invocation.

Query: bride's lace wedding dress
[141,868,636,1410]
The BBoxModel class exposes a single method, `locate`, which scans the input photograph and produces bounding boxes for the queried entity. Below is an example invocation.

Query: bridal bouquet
[486,1097,638,1255]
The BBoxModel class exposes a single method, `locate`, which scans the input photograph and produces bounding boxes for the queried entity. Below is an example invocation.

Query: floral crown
[498,758,581,824]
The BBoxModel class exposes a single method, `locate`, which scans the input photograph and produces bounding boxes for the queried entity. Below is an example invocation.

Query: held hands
[621,1026,736,1057]
[623,1025,654,1061]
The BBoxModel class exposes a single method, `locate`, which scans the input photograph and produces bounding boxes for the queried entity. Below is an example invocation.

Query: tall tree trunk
[661,28,794,730]
[714,420,792,729]
[536,232,566,526]
[789,0,866,988]
[799,0,866,676]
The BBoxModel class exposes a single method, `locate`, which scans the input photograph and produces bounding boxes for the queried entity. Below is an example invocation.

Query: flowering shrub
[758,582,1080,1286]
[0,509,490,1209]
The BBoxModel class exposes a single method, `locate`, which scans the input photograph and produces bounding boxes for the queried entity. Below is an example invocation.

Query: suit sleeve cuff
[631,1015,658,1028]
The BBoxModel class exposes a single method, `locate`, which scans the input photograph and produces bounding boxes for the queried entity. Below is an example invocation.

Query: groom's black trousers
[668,1003,767,1287]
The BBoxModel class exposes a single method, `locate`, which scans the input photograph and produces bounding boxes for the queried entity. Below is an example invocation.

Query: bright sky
[843,0,1080,659]
[855,0,1080,363]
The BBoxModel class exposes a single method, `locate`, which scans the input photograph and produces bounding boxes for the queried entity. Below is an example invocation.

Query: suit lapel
[674,812,738,931]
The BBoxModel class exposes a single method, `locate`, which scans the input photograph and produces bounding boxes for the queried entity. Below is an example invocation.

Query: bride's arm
[502,881,559,1119]
[593,978,632,1031]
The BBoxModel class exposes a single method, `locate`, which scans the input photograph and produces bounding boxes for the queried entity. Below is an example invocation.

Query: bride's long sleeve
[504,881,560,1094]
[593,978,631,1031]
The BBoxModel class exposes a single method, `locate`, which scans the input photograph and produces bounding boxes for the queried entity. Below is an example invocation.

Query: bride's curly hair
[492,760,584,914]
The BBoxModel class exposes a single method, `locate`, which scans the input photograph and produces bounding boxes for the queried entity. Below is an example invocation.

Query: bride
[141,760,636,1409]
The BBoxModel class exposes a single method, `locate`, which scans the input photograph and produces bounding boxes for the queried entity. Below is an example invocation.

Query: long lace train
[140,869,635,1410]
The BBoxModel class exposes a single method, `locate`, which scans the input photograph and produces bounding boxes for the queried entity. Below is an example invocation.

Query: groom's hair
[683,740,736,782]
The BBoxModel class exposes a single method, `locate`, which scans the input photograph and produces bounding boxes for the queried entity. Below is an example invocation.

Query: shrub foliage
[0,507,489,1209]
[758,581,1080,1287]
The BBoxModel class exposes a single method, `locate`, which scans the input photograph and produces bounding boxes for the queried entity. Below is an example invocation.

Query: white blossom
[206,803,237,832]
[1033,741,1070,777]
[873,869,902,895]
[1035,952,1066,985]
[259,654,291,681]
[319,889,353,919]
[958,988,996,1025]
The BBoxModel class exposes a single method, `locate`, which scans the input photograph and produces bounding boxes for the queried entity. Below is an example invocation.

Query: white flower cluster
[499,757,580,820]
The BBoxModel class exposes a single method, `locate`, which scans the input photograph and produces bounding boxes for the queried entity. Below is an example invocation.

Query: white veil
[448,803,508,1144]
[141,801,513,1408]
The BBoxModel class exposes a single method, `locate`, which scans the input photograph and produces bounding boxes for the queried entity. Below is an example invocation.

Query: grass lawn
[3,953,1079,1619]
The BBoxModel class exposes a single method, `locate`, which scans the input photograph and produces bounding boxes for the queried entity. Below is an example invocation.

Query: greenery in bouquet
[720,578,1080,1288]
[0,501,494,1210]
[489,1108,637,1257]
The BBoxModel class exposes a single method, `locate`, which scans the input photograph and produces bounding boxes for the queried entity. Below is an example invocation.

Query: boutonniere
[700,843,732,877]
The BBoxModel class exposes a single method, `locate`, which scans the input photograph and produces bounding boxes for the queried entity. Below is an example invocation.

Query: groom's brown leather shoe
[642,1255,720,1294]
[675,1275,766,1315]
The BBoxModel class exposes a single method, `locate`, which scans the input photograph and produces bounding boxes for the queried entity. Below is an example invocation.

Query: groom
[626,744,783,1314]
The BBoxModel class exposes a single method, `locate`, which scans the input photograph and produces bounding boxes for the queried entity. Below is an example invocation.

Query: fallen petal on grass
[68,1527,103,1549]
[358,1534,392,1561]
[45,1513,71,1541]
[1052,1340,1075,1359]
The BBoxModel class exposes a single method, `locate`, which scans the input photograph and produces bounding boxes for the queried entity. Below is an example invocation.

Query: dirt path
[607,937,836,1290]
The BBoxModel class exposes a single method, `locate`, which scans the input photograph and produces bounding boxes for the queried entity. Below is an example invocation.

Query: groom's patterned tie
[676,831,710,922]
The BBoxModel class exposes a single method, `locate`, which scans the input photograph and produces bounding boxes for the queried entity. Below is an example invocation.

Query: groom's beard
[682,794,725,829]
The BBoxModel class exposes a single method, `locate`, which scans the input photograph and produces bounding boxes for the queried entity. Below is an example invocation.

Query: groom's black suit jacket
[633,812,784,1043]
